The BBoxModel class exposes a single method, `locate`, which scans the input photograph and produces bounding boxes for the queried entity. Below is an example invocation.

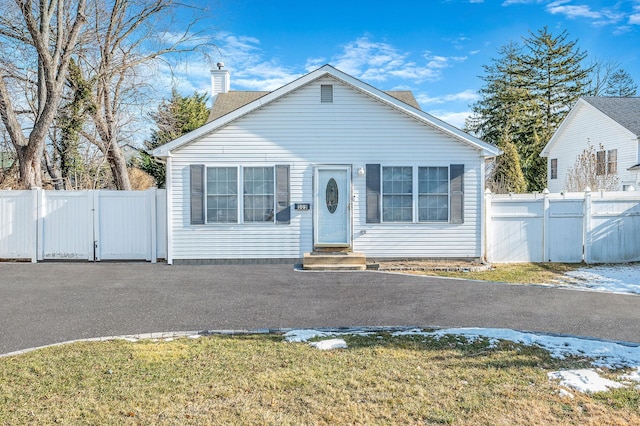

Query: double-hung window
[198,165,286,225]
[207,167,238,223]
[382,166,413,222]
[418,167,449,222]
[243,167,275,222]
[381,166,451,223]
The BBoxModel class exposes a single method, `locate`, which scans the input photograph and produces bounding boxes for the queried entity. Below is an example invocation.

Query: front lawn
[1,333,638,425]
[411,262,581,284]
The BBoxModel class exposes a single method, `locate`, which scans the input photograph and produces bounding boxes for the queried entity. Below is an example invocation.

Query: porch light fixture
[357,167,365,176]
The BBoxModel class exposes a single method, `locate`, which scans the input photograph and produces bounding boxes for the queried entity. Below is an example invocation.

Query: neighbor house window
[382,166,413,222]
[207,167,238,223]
[607,149,618,174]
[243,167,275,222]
[418,167,449,222]
[596,150,606,176]
[550,159,558,179]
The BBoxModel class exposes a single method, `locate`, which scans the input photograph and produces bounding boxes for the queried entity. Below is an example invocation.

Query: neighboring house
[152,64,500,265]
[541,97,640,192]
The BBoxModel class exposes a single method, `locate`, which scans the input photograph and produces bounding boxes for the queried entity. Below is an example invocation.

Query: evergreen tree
[604,69,638,97]
[519,27,593,191]
[140,89,209,187]
[490,127,527,193]
[469,27,594,192]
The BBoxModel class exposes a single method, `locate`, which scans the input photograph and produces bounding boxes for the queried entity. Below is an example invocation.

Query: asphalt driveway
[1,262,639,355]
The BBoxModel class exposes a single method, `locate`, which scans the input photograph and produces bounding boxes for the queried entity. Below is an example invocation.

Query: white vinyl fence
[2,188,639,264]
[486,189,640,263]
[0,189,166,262]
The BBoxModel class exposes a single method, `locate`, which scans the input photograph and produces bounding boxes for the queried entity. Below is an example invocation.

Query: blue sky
[169,0,640,128]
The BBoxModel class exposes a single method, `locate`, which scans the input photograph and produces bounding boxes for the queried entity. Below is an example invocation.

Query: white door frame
[313,165,352,248]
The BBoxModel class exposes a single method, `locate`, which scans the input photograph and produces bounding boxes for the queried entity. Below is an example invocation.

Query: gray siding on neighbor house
[167,76,485,261]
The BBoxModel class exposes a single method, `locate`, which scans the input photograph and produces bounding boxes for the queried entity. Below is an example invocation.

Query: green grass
[415,262,581,284]
[1,333,638,425]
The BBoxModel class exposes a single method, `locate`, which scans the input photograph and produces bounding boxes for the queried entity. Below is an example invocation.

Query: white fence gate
[0,189,166,262]
[486,189,640,263]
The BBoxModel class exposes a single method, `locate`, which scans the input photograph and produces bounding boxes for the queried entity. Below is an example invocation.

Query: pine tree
[519,27,593,191]
[489,127,527,193]
[139,89,209,187]
[604,69,638,97]
[469,27,594,193]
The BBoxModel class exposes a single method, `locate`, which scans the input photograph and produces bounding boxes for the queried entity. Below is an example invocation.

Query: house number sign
[326,178,338,214]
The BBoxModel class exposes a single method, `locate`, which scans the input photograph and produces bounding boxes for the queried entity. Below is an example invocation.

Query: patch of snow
[310,339,348,351]
[283,329,330,342]
[548,369,624,393]
[558,264,640,295]
[391,327,640,369]
[558,388,574,398]
[283,329,374,343]
[620,367,640,383]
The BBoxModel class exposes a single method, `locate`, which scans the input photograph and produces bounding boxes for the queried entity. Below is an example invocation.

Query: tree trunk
[15,145,42,189]
[106,143,131,190]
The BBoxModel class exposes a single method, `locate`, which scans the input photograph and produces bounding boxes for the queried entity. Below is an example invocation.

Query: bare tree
[565,144,619,191]
[76,0,208,190]
[0,0,87,188]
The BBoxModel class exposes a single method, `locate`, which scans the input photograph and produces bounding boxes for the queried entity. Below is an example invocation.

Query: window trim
[596,150,606,176]
[607,149,617,175]
[380,165,451,224]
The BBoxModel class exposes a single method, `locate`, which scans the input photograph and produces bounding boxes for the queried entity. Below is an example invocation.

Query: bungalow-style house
[541,97,640,192]
[153,65,500,266]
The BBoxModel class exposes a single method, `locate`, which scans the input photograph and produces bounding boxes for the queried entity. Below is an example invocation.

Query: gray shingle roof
[582,96,640,136]
[207,90,422,123]
[208,91,270,123]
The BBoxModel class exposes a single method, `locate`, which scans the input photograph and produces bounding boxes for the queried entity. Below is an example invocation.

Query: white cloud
[417,90,479,106]
[427,110,472,129]
[546,1,602,19]
[328,37,467,84]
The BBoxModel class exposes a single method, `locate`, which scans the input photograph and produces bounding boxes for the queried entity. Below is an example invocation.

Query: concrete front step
[302,251,367,271]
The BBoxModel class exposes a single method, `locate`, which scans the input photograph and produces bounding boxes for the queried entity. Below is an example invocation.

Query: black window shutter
[366,164,381,223]
[275,165,290,224]
[450,164,464,224]
[190,164,205,225]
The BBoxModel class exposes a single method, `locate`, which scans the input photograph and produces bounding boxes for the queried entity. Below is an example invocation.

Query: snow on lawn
[553,264,640,295]
[284,327,640,394]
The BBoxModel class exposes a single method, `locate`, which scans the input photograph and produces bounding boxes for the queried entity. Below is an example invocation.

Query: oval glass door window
[326,178,339,214]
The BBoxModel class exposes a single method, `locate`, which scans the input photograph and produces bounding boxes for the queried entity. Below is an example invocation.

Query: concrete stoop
[302,251,367,271]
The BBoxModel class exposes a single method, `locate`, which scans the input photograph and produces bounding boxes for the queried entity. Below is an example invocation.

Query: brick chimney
[211,62,230,107]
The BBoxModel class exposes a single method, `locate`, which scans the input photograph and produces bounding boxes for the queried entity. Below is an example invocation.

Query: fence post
[148,188,157,263]
[484,188,492,263]
[36,188,44,262]
[583,187,592,264]
[92,190,100,261]
[31,187,40,263]
[543,188,550,262]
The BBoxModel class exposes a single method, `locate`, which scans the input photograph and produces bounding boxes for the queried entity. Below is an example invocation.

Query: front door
[314,166,351,247]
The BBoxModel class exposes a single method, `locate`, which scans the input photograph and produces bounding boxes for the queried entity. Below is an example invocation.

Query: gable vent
[321,84,333,103]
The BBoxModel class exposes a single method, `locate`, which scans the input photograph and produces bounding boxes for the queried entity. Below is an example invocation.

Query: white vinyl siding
[168,76,485,260]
